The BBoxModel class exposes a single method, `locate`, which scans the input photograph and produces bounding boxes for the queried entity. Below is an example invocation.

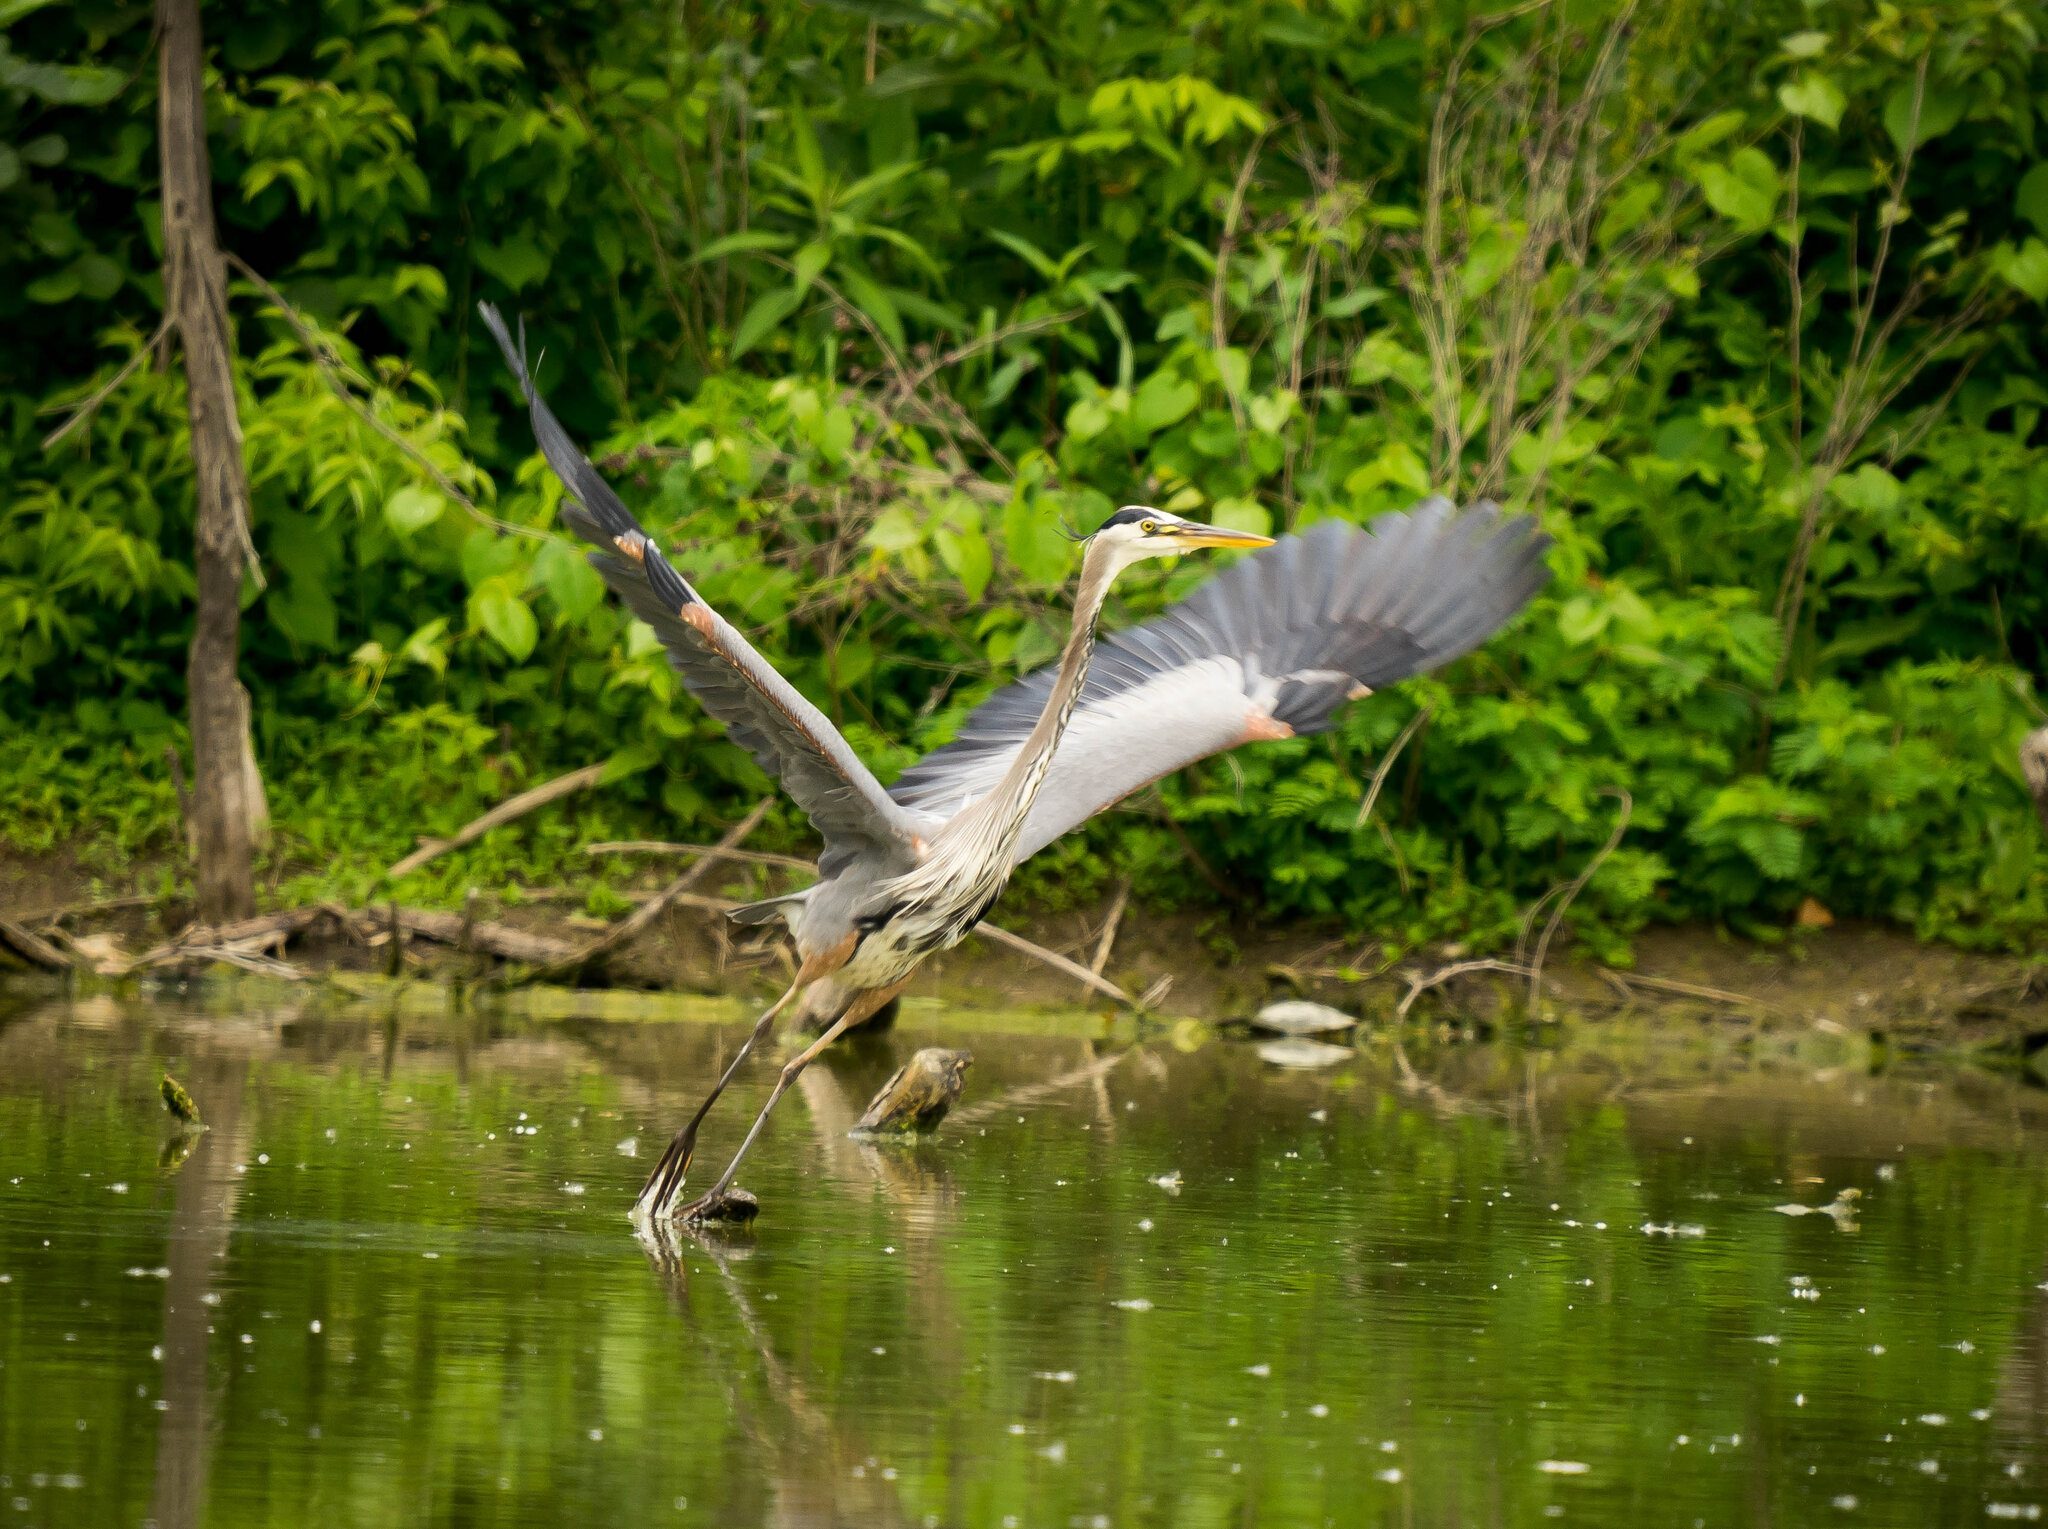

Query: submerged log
[853,1048,973,1136]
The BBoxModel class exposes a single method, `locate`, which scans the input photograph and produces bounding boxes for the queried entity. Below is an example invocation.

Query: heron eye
[1140,519,1159,534]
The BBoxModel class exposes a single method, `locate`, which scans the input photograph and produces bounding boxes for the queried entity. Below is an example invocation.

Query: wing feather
[480,304,927,874]
[889,498,1551,865]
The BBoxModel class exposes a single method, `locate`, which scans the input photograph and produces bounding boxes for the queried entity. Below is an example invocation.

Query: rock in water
[853,1048,973,1136]
[1255,1037,1354,1070]
[160,1072,203,1127]
[1251,1000,1357,1036]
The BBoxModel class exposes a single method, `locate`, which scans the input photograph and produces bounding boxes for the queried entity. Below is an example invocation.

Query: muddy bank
[2,851,2040,1041]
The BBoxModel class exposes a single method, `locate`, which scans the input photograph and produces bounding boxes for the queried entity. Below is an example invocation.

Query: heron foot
[678,1186,760,1225]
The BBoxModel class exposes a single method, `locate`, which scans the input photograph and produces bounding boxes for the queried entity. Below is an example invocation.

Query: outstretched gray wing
[481,304,928,875]
[889,499,1551,865]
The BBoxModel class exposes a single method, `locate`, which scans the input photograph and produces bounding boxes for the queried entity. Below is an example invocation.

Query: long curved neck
[963,539,1120,843]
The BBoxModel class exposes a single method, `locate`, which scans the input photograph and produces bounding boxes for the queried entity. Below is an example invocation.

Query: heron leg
[678,979,909,1222]
[632,978,804,1223]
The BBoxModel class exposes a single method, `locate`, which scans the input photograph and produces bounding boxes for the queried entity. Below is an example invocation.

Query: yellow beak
[1167,523,1277,550]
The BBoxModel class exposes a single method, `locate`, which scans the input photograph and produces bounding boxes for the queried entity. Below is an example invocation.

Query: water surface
[3,990,2048,1527]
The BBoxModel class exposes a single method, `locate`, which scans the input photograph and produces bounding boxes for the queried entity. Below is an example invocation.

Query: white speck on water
[872,1347,887,1356]
[588,1429,602,1442]
[1151,1171,1183,1193]
[124,1267,169,1280]
[1920,1413,1948,1426]
[1641,1223,1706,1238]
[1987,1506,2043,1521]
[402,1143,412,1151]
[1755,1335,1781,1345]
[1918,1460,1940,1476]
[1974,1409,1993,1422]
[1309,1109,1327,1122]
[1034,1371,1076,1383]
[1877,1163,1896,1181]
[1795,1394,1805,1406]
[1138,1218,1153,1232]
[1832,1495,1858,1510]
[200,1293,221,1307]
[1038,1442,1066,1464]
[518,1112,528,1121]
[309,1320,321,1334]
[1537,1461,1589,1475]
[150,1345,162,1362]
[883,1246,896,1255]
[562,1183,586,1196]
[1245,1364,1270,1377]
[616,1137,638,1157]
[1007,1423,1027,1435]
[1870,1345,1885,1355]
[422,1252,438,1260]
[256,1154,268,1165]
[109,1182,128,1194]
[1593,1222,1607,1231]
[239,1334,253,1346]
[324,1129,337,1142]
[1309,1404,1328,1418]
[1380,1441,1399,1453]
[1113,1298,1152,1312]
[1376,1468,1403,1483]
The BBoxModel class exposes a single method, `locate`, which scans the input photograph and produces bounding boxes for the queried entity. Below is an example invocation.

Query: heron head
[1092,505,1275,563]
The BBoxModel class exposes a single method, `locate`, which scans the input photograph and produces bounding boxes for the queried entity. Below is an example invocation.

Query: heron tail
[727,890,807,927]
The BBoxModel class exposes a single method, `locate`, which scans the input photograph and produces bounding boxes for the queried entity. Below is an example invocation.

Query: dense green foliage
[2,0,2045,951]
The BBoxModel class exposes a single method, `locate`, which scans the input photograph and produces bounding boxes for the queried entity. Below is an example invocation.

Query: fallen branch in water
[1395,957,1532,1020]
[0,917,71,971]
[386,761,609,881]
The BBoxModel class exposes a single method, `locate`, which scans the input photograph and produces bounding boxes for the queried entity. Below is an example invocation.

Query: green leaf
[25,268,78,304]
[1779,30,1830,58]
[729,287,800,359]
[864,506,922,554]
[2017,164,2048,241]
[936,522,993,601]
[1130,370,1198,434]
[533,538,605,620]
[1882,83,1966,152]
[1994,239,2048,304]
[793,241,831,290]
[476,237,549,292]
[472,578,538,662]
[689,230,795,264]
[1778,74,1845,131]
[384,485,447,534]
[1208,497,1270,537]
[1693,147,1781,234]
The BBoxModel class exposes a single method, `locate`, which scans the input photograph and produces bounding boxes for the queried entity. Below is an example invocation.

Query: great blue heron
[480,304,1552,1223]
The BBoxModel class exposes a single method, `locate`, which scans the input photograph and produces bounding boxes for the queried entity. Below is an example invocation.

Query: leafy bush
[2,0,2043,952]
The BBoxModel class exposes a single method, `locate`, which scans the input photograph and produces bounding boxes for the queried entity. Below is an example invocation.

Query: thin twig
[1528,788,1631,1007]
[1089,880,1131,979]
[39,315,176,450]
[1395,957,1531,1020]
[387,762,609,881]
[1354,706,1432,828]
[971,922,1137,1007]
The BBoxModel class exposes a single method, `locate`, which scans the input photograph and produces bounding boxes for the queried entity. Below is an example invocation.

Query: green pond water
[4,989,2048,1528]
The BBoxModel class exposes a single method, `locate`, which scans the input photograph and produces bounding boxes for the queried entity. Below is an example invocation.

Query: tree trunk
[158,0,266,921]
